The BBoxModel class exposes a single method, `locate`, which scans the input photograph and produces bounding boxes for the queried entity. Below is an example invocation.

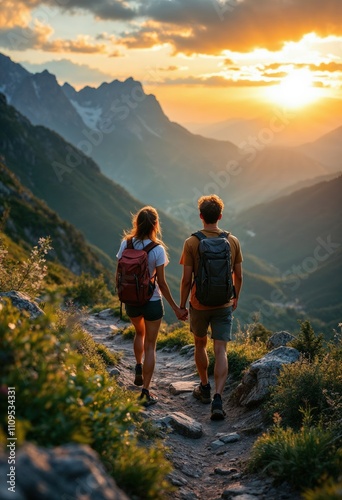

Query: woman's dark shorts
[125,299,164,321]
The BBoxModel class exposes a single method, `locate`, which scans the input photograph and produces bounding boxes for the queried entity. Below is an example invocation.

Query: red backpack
[116,239,159,314]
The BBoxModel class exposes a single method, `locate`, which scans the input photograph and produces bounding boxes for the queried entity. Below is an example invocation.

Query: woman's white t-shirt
[116,238,168,301]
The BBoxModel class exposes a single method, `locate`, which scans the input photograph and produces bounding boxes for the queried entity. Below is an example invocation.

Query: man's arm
[232,262,243,311]
[180,265,193,309]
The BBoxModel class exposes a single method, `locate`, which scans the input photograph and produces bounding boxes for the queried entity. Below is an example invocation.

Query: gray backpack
[192,231,234,307]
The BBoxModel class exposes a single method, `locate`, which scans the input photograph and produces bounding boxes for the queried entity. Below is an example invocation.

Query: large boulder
[267,330,295,349]
[235,346,300,407]
[0,443,129,500]
[0,291,44,319]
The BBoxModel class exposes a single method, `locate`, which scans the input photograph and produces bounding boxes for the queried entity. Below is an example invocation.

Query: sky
[0,0,342,124]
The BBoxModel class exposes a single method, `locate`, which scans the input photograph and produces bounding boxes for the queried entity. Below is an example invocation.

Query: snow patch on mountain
[70,99,102,129]
[32,81,41,99]
[136,115,161,138]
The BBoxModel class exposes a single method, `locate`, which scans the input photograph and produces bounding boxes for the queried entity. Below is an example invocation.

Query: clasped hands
[174,306,188,321]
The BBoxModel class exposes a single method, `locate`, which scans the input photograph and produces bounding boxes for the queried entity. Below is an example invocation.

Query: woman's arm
[155,264,187,320]
[180,265,193,309]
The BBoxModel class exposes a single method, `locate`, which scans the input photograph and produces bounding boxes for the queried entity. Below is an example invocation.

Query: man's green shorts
[190,304,233,341]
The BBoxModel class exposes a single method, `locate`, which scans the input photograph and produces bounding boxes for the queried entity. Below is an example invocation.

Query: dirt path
[82,311,301,500]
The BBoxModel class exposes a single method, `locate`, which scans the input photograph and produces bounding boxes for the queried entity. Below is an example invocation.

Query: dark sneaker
[211,394,226,420]
[193,383,211,404]
[139,388,158,407]
[134,363,143,386]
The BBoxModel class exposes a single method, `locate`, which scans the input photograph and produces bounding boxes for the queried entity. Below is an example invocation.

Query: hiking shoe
[193,383,211,404]
[134,363,143,386]
[210,394,226,421]
[139,388,158,407]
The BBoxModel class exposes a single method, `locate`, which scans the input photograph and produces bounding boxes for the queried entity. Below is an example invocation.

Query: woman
[117,206,187,406]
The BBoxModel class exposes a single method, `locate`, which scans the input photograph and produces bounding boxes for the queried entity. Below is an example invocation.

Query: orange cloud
[0,1,38,28]
[157,65,179,71]
[153,75,277,87]
[0,20,107,54]
[119,0,342,54]
[42,36,107,54]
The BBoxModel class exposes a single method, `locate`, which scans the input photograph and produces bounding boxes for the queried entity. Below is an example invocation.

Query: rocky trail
[82,310,301,500]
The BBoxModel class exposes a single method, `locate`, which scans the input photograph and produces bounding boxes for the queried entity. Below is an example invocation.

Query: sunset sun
[267,69,320,108]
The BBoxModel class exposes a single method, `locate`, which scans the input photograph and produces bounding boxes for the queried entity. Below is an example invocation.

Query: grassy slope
[0,160,109,285]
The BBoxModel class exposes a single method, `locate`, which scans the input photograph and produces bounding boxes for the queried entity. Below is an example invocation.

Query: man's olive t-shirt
[179,228,243,310]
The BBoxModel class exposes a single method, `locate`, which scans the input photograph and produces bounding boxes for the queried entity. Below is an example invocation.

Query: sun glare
[267,69,320,108]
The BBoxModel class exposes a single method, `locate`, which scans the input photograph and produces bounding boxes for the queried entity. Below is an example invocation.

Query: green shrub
[303,477,342,499]
[65,273,112,306]
[228,340,268,379]
[55,310,120,369]
[0,235,52,295]
[248,415,342,490]
[249,322,272,343]
[0,302,172,499]
[266,355,342,429]
[122,325,136,340]
[157,324,193,349]
[290,320,325,361]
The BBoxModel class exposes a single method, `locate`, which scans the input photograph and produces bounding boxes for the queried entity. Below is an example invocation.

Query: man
[179,194,243,420]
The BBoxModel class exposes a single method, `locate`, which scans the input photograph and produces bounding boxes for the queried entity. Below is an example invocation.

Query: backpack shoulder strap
[191,231,207,241]
[143,241,159,254]
[126,238,134,249]
[219,231,230,240]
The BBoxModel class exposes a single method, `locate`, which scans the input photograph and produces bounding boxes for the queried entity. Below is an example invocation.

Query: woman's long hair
[123,206,164,246]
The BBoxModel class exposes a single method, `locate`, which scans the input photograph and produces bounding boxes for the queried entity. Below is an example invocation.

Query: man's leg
[210,307,232,420]
[194,334,209,386]
[213,339,228,395]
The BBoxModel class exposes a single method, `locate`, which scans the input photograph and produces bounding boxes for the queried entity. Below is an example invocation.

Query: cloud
[151,75,277,87]
[118,0,342,55]
[309,62,342,72]
[43,0,137,21]
[0,23,53,51]
[0,1,32,28]
[21,58,115,86]
[262,61,342,72]
[0,1,133,53]
[2,0,341,65]
[42,36,107,54]
[157,65,179,71]
[0,22,107,53]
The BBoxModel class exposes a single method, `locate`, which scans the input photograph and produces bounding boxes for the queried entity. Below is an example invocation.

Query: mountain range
[1,53,340,219]
[185,97,342,148]
[0,92,189,315]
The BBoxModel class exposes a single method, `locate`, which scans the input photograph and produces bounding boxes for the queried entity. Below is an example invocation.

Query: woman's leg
[130,316,145,365]
[142,319,162,390]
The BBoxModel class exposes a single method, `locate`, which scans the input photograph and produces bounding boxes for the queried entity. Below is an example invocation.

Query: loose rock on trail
[82,310,301,500]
